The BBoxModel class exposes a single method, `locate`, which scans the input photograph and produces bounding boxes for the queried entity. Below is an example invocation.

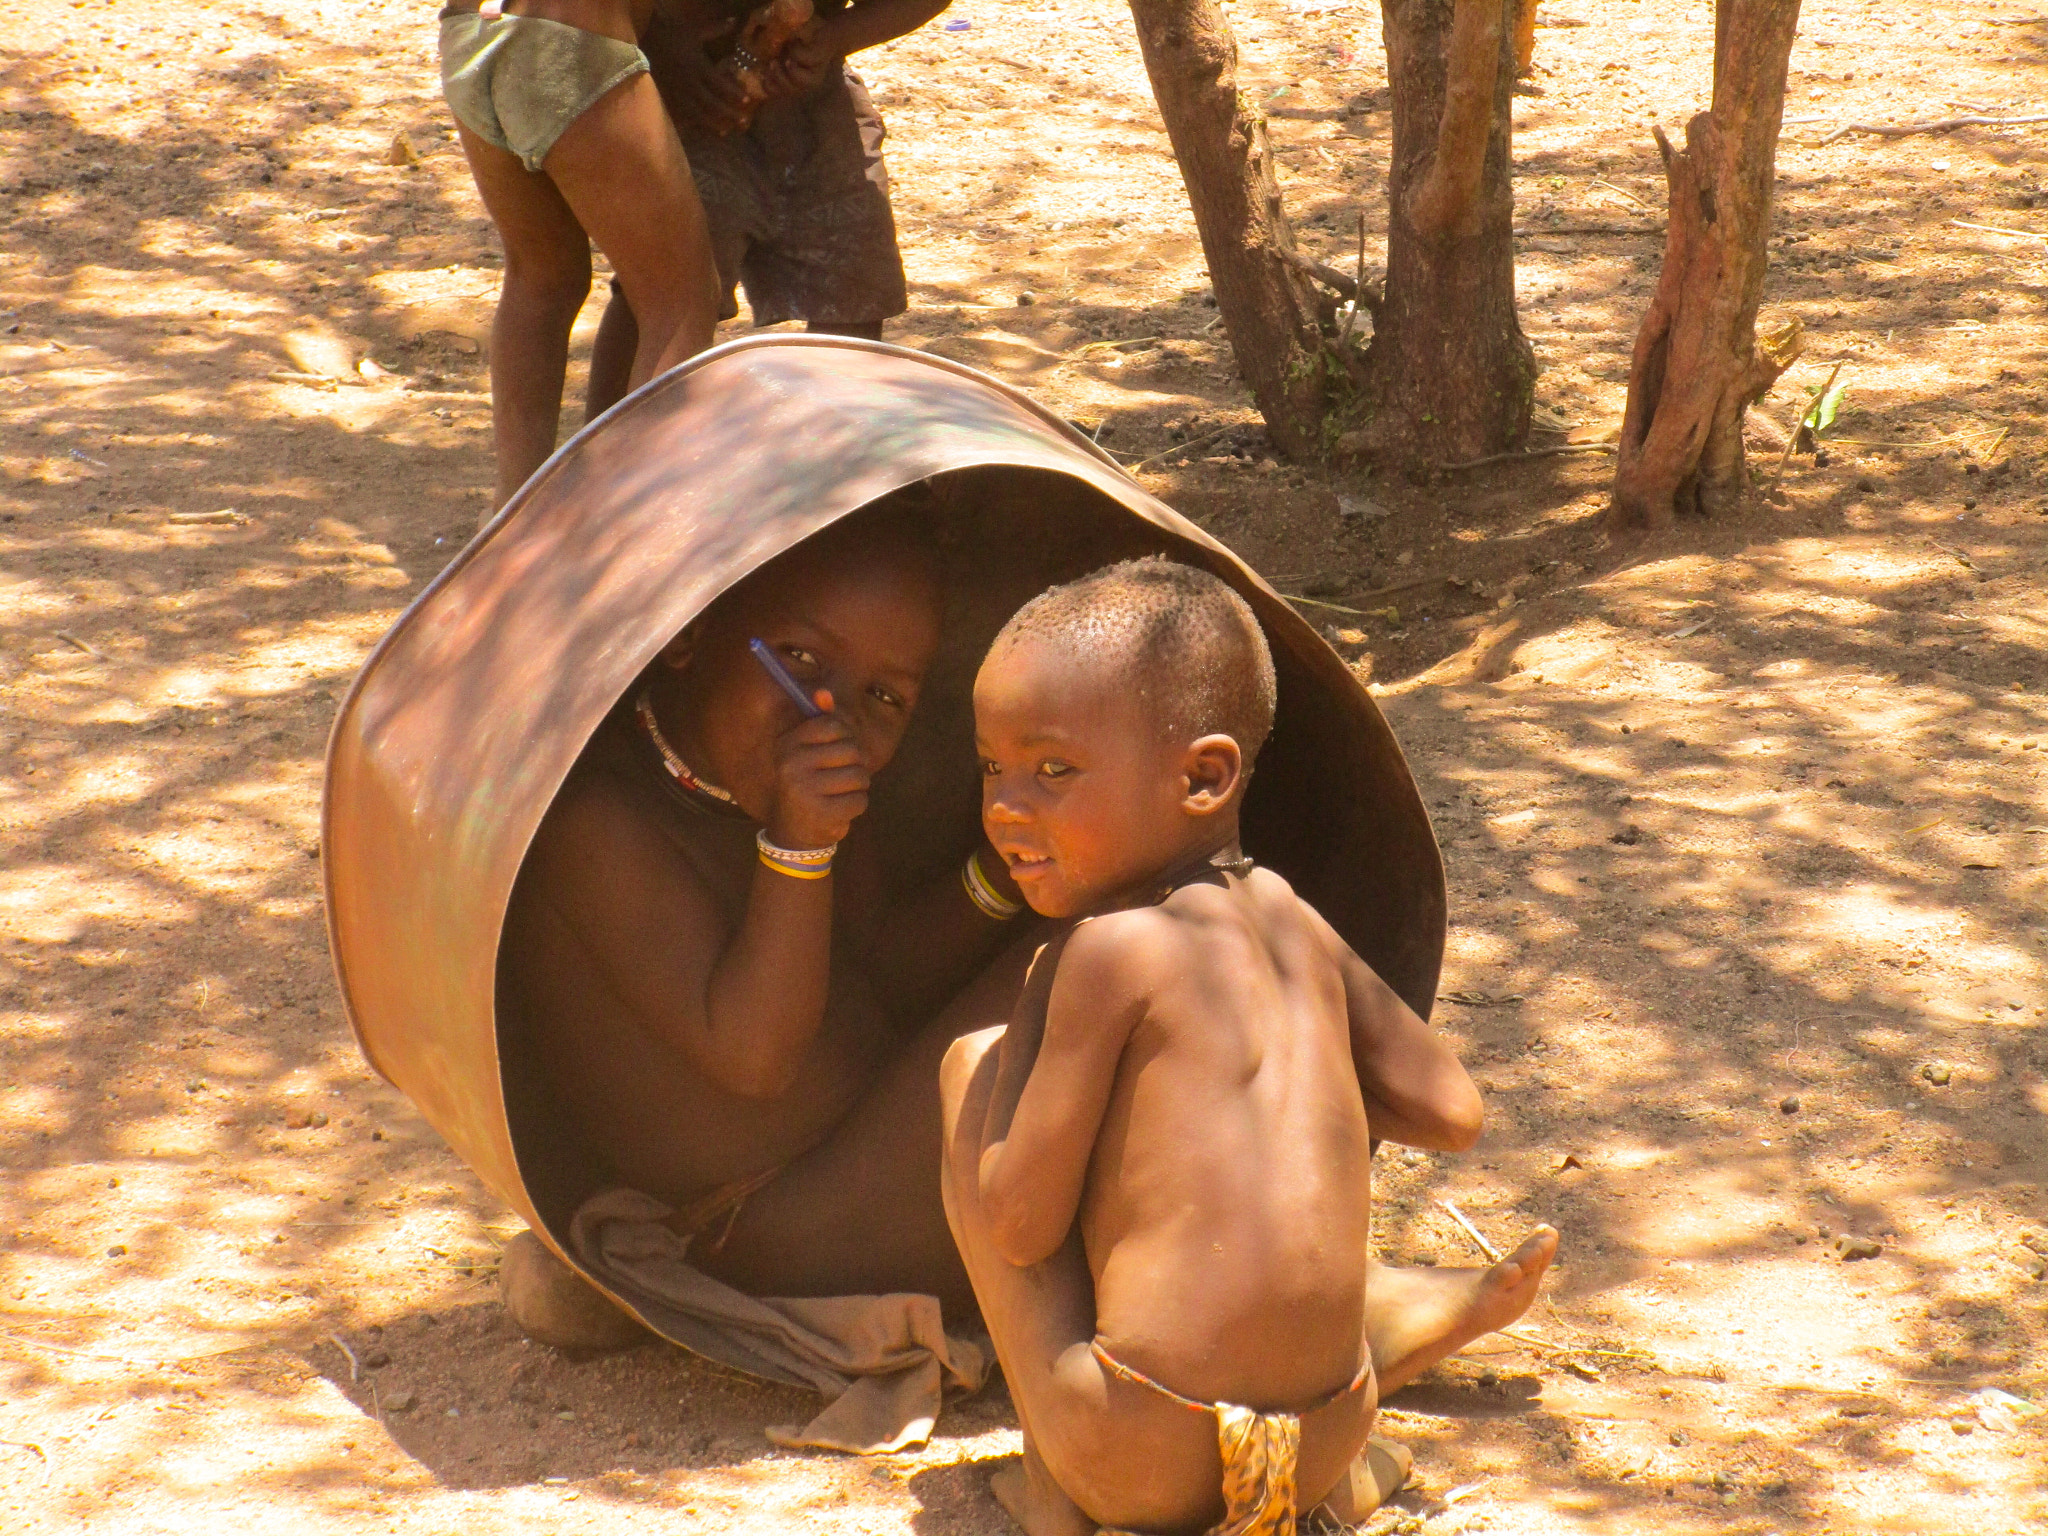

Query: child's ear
[658,622,702,672]
[1180,734,1244,816]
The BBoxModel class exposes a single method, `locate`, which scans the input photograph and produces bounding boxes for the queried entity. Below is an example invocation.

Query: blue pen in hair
[749,638,826,718]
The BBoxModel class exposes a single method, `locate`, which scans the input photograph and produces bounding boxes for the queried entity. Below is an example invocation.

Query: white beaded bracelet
[757,829,837,881]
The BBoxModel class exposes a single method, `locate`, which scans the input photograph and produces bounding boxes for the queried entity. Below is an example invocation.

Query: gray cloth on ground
[570,1187,987,1454]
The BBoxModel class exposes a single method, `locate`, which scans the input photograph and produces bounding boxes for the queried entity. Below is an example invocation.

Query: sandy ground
[3,0,2046,1531]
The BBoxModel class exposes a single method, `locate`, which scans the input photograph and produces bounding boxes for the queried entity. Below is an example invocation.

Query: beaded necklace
[634,688,743,813]
[1151,845,1254,906]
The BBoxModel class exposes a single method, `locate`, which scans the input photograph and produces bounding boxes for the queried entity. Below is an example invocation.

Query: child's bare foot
[1368,1226,1558,1396]
[499,1230,651,1351]
[991,1441,1095,1536]
[1311,1436,1412,1524]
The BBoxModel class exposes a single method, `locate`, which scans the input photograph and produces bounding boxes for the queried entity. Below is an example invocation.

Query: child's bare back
[1014,868,1375,1413]
[943,558,1552,1536]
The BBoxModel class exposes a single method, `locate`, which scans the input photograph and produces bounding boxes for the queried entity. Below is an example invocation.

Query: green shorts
[439,10,649,173]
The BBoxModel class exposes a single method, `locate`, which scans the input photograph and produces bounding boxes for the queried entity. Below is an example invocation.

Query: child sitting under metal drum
[498,507,1037,1323]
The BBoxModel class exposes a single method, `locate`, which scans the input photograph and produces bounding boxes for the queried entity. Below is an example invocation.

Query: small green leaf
[1802,380,1848,437]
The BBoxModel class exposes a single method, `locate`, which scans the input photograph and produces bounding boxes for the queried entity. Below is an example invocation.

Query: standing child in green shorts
[583,0,942,415]
[438,0,723,510]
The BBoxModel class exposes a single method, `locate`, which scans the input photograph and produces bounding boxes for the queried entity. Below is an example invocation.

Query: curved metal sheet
[323,333,1444,1254]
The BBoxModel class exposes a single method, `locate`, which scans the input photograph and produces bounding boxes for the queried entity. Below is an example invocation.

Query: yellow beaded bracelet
[757,829,835,880]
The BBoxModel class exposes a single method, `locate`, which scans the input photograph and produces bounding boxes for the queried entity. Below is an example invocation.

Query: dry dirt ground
[3,0,2046,1531]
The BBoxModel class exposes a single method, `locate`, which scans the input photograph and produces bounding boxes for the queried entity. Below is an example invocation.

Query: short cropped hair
[993,557,1277,765]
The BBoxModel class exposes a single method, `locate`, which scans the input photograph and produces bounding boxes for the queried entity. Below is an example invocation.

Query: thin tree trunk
[1611,0,1804,528]
[1353,0,1533,465]
[1512,0,1537,76]
[1128,0,1330,458]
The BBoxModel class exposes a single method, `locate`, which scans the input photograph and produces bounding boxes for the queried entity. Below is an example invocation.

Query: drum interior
[495,465,1434,1242]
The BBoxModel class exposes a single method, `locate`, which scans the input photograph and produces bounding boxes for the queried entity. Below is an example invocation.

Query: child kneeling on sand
[941,559,1556,1536]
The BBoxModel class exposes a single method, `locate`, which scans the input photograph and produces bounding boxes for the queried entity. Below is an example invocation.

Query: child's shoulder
[1052,866,1320,979]
[1040,902,1187,1004]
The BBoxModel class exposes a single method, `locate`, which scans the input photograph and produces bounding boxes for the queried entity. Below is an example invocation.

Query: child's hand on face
[767,691,870,851]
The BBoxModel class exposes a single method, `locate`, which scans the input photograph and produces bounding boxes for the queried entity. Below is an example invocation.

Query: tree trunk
[1611,0,1804,528]
[1512,0,1537,77]
[1353,0,1533,465]
[1129,0,1330,458]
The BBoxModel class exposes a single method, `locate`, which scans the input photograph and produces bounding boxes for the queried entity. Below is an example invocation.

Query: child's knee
[941,1025,1004,1103]
[502,248,593,320]
[939,1025,1005,1146]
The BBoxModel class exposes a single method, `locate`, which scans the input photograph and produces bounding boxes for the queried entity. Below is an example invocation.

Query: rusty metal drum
[322,334,1444,1261]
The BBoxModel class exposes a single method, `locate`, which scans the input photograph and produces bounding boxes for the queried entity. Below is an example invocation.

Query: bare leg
[690,935,1042,1310]
[990,1427,1093,1536]
[541,72,720,387]
[455,125,594,511]
[939,1028,1376,1534]
[939,1026,1136,1536]
[1364,1229,1559,1396]
[585,281,637,423]
[1312,1437,1412,1524]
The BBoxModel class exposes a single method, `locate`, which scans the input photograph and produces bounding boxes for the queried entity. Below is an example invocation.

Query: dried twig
[327,1331,360,1382]
[1129,423,1240,473]
[268,369,367,389]
[1812,112,2048,147]
[1590,177,1652,210]
[1337,210,1368,346]
[0,1332,148,1366]
[1827,427,2005,450]
[1774,359,1844,482]
[1278,245,1360,302]
[1437,1198,1503,1262]
[1074,336,1161,355]
[0,1329,265,1370]
[54,631,104,658]
[1496,1329,1659,1365]
[1950,218,2048,242]
[1438,442,1616,471]
[1517,222,1662,236]
[1277,593,1368,616]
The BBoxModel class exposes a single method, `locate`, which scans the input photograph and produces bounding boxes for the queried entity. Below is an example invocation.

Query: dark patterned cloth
[679,64,907,327]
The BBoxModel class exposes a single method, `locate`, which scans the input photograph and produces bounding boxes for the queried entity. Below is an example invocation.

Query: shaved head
[988,557,1277,767]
